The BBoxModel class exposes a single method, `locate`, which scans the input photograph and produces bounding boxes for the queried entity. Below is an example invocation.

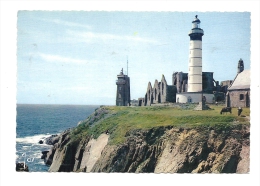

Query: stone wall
[143,93,147,106]
[146,82,153,106]
[176,93,214,103]
[172,72,188,93]
[160,75,168,103]
[202,72,214,94]
[226,90,250,108]
[166,85,177,103]
[153,80,160,104]
[138,98,144,106]
[220,80,233,94]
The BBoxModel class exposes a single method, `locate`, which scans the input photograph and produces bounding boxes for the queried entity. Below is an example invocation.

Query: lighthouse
[176,15,214,104]
[187,15,204,92]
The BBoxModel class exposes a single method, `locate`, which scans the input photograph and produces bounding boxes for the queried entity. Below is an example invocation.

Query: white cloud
[38,53,89,64]
[66,30,158,44]
[40,18,92,29]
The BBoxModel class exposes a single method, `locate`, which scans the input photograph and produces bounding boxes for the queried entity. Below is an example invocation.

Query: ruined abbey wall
[160,75,168,103]
[146,82,153,106]
[153,80,160,104]
[138,71,229,106]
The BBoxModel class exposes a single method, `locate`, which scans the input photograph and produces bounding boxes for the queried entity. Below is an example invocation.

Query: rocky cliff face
[45,124,250,173]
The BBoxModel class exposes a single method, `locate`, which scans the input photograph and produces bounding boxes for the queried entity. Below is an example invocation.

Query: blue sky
[17,11,251,105]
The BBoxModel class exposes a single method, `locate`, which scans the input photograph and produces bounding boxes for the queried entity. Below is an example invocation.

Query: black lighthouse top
[189,15,204,40]
[192,15,201,24]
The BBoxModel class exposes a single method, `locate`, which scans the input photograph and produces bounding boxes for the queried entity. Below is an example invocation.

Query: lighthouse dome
[190,15,202,30]
[192,15,201,23]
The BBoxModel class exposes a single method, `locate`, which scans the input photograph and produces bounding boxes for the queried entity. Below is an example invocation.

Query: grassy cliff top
[71,104,250,145]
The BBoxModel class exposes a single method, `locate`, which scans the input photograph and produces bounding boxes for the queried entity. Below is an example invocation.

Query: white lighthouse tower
[188,15,204,92]
[176,15,214,104]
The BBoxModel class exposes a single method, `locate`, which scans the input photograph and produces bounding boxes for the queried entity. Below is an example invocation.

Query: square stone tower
[116,68,131,106]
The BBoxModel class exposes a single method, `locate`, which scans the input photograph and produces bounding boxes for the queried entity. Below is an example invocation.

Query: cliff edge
[45,105,250,173]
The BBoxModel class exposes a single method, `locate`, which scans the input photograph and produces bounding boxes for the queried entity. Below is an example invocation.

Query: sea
[16,104,99,172]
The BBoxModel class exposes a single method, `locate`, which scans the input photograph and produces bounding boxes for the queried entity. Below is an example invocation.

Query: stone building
[138,72,236,106]
[146,82,153,106]
[226,59,250,108]
[138,75,176,106]
[137,70,233,106]
[166,85,177,103]
[134,16,247,106]
[173,71,216,94]
[172,72,188,93]
[138,98,144,106]
[202,72,214,93]
[138,69,226,106]
[211,80,233,102]
[220,80,233,93]
[153,80,161,104]
[115,68,131,106]
[160,75,168,103]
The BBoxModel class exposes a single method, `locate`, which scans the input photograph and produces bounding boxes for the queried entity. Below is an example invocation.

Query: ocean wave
[16,134,54,144]
[22,145,30,148]
[16,143,52,163]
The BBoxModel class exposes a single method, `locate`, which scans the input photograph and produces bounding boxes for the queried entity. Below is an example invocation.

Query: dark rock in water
[45,134,59,145]
[39,140,44,144]
[16,162,29,172]
[42,150,49,154]
[41,151,49,159]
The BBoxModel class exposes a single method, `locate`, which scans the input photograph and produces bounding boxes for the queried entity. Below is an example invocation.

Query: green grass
[70,105,250,145]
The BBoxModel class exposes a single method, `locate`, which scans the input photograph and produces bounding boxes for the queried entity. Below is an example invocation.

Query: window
[188,96,192,103]
[240,94,244,100]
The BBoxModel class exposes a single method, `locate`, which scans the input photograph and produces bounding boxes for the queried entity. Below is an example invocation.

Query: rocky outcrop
[44,134,59,145]
[76,134,109,172]
[39,134,59,145]
[16,162,29,172]
[45,124,250,173]
[43,129,72,167]
[41,150,49,160]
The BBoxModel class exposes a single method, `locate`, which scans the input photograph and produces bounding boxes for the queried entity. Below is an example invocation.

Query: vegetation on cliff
[45,104,250,173]
[70,104,250,145]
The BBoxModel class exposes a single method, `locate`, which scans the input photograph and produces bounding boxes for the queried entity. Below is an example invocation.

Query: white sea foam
[22,145,30,148]
[16,134,52,144]
[37,161,46,165]
[29,151,43,160]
